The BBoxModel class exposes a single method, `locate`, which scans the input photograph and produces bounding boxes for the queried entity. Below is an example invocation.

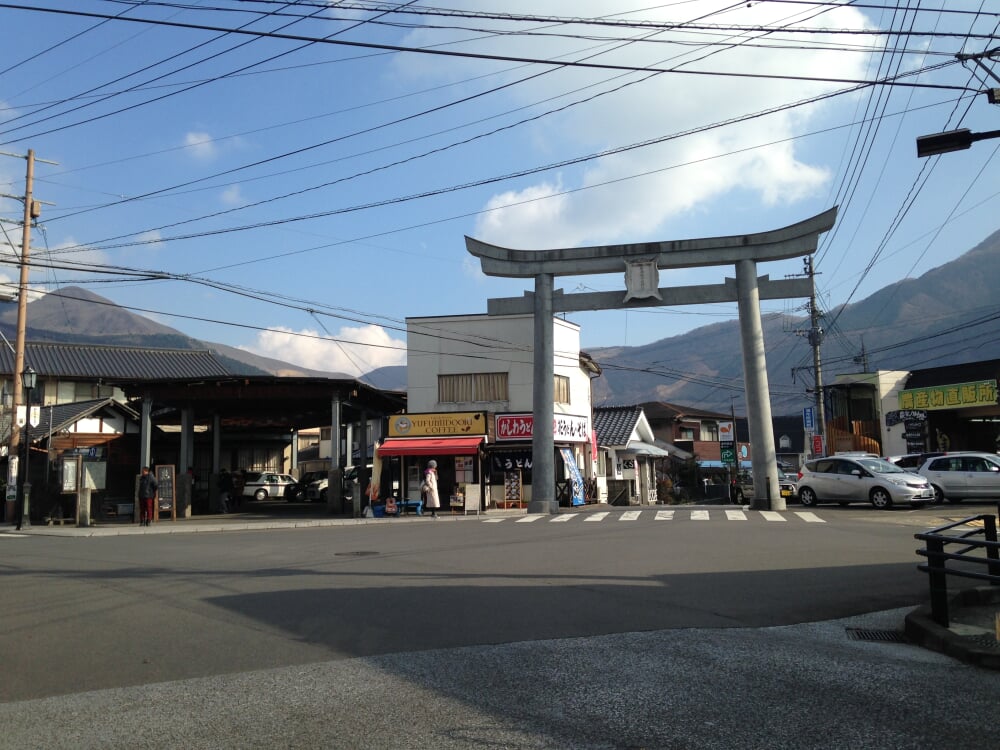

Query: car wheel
[869,487,893,510]
[254,488,267,501]
[798,487,817,507]
[931,485,944,504]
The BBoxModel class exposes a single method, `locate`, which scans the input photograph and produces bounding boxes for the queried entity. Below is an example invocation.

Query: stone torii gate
[465,206,837,513]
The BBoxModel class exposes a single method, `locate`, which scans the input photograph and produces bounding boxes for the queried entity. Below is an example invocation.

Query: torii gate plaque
[466,206,837,513]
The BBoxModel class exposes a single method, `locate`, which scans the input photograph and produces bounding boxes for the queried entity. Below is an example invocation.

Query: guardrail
[915,509,1000,627]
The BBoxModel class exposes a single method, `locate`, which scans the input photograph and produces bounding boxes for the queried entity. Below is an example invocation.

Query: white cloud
[1,236,108,291]
[0,98,17,125]
[394,1,872,248]
[184,131,217,160]
[242,324,406,377]
[136,230,164,248]
[220,184,244,206]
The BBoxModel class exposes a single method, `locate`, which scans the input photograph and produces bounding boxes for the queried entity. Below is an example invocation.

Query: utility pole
[805,256,825,447]
[790,256,825,456]
[1,148,55,524]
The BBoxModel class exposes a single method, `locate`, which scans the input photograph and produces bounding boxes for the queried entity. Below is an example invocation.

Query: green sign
[720,441,736,464]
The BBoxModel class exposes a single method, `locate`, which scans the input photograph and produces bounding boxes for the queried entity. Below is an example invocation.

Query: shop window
[554,375,570,405]
[700,421,719,441]
[439,373,508,403]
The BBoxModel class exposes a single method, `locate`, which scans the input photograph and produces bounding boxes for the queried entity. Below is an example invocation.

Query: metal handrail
[914,512,1000,627]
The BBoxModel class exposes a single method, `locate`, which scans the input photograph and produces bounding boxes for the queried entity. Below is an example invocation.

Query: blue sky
[0,1,997,379]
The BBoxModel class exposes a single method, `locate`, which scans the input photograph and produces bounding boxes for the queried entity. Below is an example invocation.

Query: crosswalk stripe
[483,509,826,523]
[794,511,825,523]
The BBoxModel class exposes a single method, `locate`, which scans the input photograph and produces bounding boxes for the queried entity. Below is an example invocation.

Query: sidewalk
[0,504,530,537]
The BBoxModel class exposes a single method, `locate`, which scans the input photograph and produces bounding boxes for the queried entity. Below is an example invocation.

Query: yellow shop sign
[898,379,997,411]
[389,412,487,437]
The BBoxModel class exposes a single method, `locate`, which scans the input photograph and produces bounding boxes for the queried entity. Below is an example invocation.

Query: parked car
[305,465,369,503]
[917,452,1000,504]
[884,452,945,470]
[731,470,798,503]
[795,455,935,509]
[241,471,299,501]
[289,471,325,502]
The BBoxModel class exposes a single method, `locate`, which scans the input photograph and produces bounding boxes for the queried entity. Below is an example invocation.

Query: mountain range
[2,224,998,414]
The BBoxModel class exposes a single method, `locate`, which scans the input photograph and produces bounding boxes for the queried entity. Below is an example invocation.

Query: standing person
[218,469,233,514]
[423,459,440,518]
[138,466,158,527]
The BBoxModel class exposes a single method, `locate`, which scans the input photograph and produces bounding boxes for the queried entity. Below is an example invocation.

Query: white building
[403,313,599,509]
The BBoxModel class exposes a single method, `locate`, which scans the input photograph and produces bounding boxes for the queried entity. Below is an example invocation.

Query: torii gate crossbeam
[466,207,837,513]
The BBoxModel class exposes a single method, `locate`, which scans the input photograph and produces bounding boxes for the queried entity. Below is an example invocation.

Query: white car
[917,452,1000,504]
[241,471,298,501]
[795,456,934,509]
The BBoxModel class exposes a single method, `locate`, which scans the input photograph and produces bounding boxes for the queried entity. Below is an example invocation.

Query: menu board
[155,465,176,520]
[504,470,523,508]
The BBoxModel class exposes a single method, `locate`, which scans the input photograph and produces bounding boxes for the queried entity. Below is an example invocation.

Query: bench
[397,499,423,516]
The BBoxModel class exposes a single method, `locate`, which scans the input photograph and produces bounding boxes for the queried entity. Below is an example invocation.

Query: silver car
[917,452,1000,504]
[796,456,935,509]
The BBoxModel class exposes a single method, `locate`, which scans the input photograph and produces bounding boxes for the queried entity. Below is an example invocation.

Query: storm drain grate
[845,628,910,643]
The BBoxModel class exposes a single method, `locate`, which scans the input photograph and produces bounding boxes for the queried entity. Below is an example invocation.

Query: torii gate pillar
[467,207,837,513]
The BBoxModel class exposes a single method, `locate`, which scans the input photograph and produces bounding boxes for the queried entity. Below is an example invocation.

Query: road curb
[904,586,1000,669]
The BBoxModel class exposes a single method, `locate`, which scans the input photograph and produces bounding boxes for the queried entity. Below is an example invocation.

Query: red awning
[377,436,484,456]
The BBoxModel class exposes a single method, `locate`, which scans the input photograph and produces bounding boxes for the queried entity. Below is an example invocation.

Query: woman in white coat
[423,460,440,518]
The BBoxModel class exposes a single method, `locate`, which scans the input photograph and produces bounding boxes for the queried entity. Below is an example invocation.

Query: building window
[439,372,508,403]
[74,382,112,401]
[678,426,695,440]
[554,375,570,405]
[779,435,791,449]
[700,421,719,441]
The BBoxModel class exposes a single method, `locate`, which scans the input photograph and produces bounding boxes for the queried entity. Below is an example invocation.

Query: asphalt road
[2,504,998,749]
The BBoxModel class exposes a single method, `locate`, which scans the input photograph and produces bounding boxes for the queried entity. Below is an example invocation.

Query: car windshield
[858,458,905,474]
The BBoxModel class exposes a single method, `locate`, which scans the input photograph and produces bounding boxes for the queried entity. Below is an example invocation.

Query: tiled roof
[0,341,233,380]
[640,400,731,422]
[593,405,642,447]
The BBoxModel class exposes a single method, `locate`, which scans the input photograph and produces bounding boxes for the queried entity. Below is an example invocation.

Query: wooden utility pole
[1,148,55,524]
[6,149,36,524]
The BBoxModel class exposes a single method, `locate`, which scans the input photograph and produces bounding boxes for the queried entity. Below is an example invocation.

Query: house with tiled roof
[0,341,235,444]
[640,401,732,464]
[0,342,238,522]
[592,405,670,505]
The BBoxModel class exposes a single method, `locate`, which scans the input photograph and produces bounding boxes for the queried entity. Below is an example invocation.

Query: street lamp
[15,366,36,531]
[916,127,1000,158]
